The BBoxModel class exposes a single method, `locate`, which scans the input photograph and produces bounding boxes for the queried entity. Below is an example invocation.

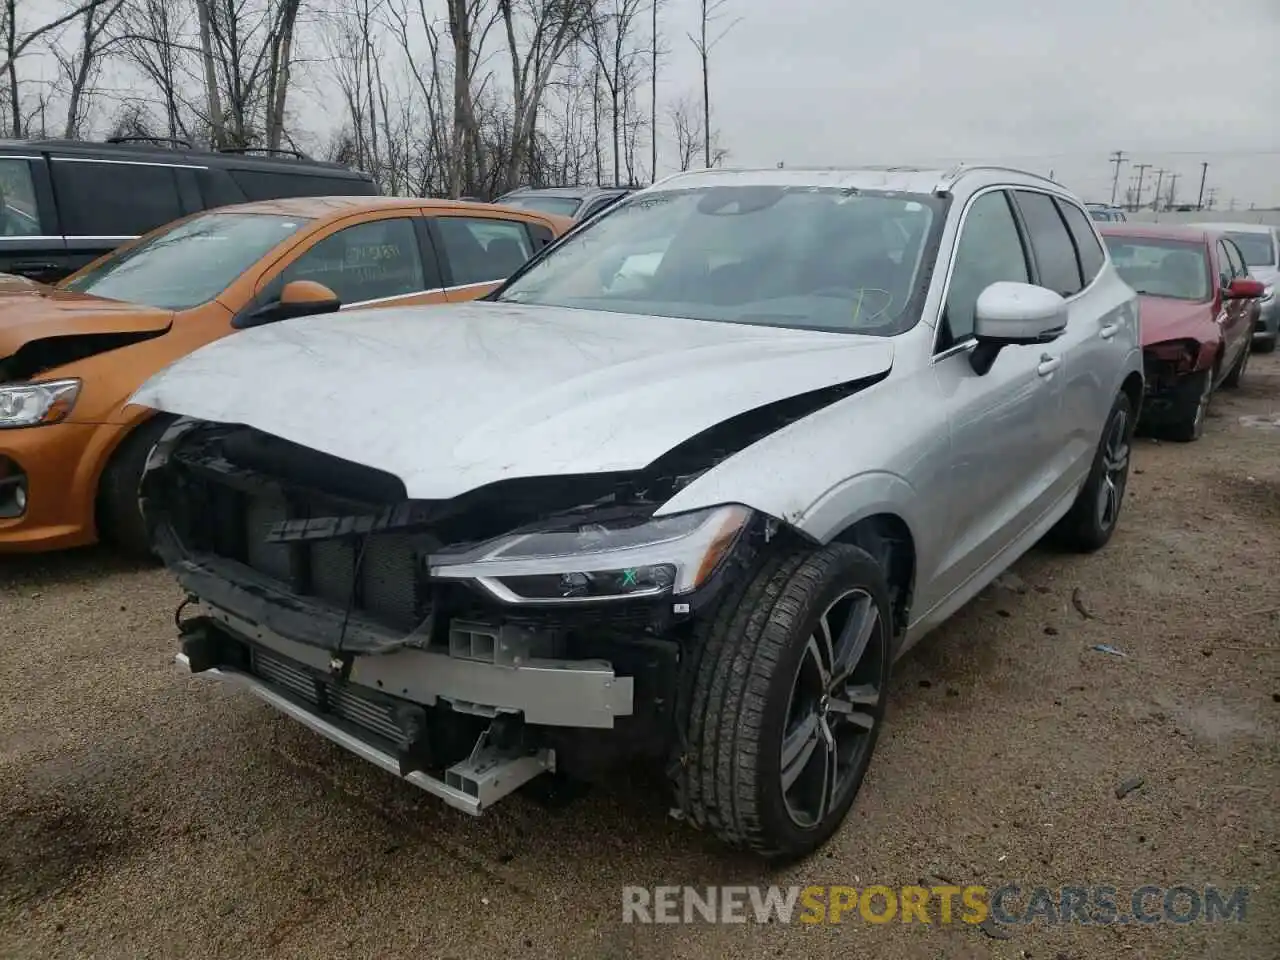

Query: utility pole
[1151,169,1167,212]
[1206,187,1218,210]
[1109,150,1126,206]
[1228,197,1237,211]
[1133,163,1151,212]
[1196,161,1209,210]
[1167,172,1180,209]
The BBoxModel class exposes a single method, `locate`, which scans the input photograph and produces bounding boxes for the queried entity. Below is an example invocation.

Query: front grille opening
[251,648,404,742]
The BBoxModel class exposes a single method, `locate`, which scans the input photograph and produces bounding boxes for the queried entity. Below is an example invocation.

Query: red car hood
[1137,296,1215,347]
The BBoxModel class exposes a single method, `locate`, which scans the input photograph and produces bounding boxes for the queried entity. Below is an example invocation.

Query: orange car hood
[0,289,173,357]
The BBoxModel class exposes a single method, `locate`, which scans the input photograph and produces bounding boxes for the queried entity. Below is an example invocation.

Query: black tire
[671,542,892,862]
[1163,367,1212,443]
[1052,391,1134,552]
[1222,337,1250,389]
[97,414,173,560]
[1253,335,1276,355]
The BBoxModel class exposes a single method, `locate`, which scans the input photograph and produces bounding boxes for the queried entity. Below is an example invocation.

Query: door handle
[1099,323,1118,339]
[1037,354,1062,377]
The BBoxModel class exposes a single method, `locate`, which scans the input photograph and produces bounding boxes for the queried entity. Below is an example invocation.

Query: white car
[133,165,1143,860]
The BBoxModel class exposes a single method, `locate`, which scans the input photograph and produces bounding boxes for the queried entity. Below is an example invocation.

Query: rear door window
[51,159,185,236]
[435,216,534,285]
[279,217,434,305]
[1057,200,1106,286]
[0,157,44,236]
[230,168,377,201]
[1012,190,1084,298]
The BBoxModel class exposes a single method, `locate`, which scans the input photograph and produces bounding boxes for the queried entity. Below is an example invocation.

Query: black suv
[0,138,378,283]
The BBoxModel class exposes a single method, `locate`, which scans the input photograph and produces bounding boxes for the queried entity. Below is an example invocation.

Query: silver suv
[133,165,1143,861]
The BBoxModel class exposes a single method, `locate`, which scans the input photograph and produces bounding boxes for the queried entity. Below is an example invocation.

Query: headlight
[0,379,81,428]
[1262,285,1275,303]
[429,504,752,604]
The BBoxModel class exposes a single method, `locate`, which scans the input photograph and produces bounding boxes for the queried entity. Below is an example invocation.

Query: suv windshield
[1225,231,1276,268]
[62,212,310,310]
[496,185,942,334]
[500,195,582,217]
[1104,237,1210,301]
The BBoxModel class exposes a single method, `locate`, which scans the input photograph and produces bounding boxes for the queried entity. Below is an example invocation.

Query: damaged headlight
[0,379,81,428]
[429,504,752,604]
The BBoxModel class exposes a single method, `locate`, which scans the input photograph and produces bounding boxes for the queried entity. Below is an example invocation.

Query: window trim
[427,213,536,288]
[263,213,439,309]
[1009,188,1086,299]
[930,185,1035,359]
[1054,196,1107,288]
[933,185,1108,360]
[49,158,187,238]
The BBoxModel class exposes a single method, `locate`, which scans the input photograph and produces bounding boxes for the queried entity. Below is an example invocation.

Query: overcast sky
[23,0,1279,206]
[640,0,1280,207]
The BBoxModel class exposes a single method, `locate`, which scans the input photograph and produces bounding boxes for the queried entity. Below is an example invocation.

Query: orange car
[0,195,571,556]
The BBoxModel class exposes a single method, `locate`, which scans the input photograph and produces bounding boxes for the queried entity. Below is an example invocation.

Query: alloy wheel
[1096,407,1131,531]
[779,588,886,829]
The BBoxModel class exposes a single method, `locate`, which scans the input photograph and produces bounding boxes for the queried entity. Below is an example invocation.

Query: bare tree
[648,0,661,180]
[585,0,643,186]
[668,92,699,171]
[1,0,113,134]
[51,0,129,138]
[497,0,592,193]
[116,0,195,142]
[687,0,737,168]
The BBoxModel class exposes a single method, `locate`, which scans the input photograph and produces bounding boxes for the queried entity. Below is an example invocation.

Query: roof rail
[105,135,193,150]
[218,146,309,160]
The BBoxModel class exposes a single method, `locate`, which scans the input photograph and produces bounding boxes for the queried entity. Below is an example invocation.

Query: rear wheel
[1052,392,1133,552]
[672,543,892,861]
[1253,335,1276,355]
[97,415,173,560]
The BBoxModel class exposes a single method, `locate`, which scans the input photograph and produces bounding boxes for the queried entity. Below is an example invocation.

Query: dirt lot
[1,356,1277,960]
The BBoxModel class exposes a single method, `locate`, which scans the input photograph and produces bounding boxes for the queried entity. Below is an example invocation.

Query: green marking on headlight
[621,568,639,587]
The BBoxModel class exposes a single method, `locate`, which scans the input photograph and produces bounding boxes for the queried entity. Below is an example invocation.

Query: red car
[1100,223,1262,441]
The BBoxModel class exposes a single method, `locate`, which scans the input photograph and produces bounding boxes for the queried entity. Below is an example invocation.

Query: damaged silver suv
[133,166,1143,861]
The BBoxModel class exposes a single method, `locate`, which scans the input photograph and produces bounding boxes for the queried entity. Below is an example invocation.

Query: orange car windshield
[62,212,311,311]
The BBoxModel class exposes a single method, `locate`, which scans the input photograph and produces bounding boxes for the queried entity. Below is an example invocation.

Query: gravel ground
[2,355,1277,960]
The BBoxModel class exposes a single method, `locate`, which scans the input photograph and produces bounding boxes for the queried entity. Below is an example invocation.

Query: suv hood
[0,289,174,358]
[131,301,895,501]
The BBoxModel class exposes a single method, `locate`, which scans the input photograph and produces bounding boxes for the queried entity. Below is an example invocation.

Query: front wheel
[1163,367,1213,442]
[1222,337,1250,389]
[97,415,173,560]
[1051,391,1134,552]
[672,543,892,861]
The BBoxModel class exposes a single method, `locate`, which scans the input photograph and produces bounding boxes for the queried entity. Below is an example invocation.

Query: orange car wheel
[96,414,174,560]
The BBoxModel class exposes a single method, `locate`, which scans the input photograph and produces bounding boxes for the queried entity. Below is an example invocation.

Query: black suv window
[435,216,534,285]
[1012,190,1084,298]
[1057,200,1106,286]
[230,168,377,201]
[0,157,43,236]
[943,190,1030,346]
[280,217,430,305]
[51,159,184,236]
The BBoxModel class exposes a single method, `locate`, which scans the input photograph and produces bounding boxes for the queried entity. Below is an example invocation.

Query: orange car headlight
[0,378,81,429]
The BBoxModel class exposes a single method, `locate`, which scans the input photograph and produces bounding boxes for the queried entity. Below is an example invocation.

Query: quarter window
[1223,239,1247,280]
[51,160,184,236]
[436,216,533,285]
[1057,201,1106,286]
[0,158,42,236]
[942,191,1030,346]
[280,217,430,305]
[1215,241,1237,287]
[1012,190,1083,298]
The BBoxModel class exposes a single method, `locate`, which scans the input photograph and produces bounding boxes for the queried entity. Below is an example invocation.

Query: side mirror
[969,281,1068,375]
[1224,277,1265,300]
[237,280,341,329]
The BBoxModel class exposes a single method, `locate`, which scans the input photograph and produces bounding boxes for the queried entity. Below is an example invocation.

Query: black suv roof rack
[217,146,309,160]
[105,135,193,149]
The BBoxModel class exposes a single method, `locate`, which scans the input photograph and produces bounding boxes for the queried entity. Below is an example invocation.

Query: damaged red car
[1100,223,1261,441]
